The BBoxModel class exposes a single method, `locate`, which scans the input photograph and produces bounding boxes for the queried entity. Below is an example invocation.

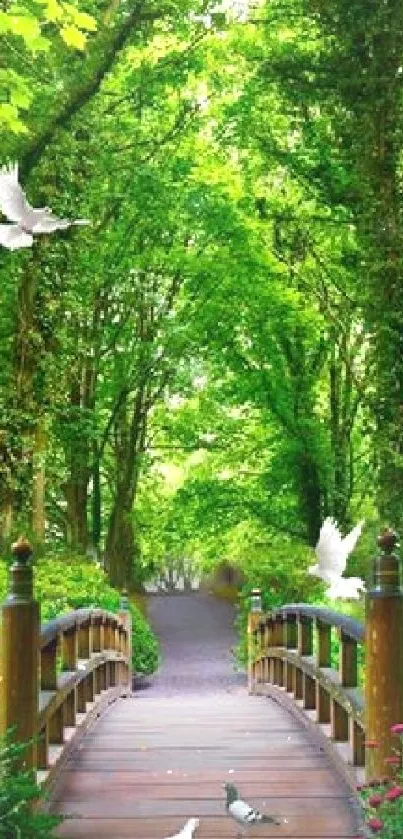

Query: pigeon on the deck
[0,162,89,249]
[224,783,280,837]
[165,817,199,839]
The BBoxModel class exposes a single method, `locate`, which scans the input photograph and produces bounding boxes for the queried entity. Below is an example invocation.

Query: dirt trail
[137,592,246,696]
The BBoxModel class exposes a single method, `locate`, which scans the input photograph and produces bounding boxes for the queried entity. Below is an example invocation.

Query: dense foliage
[0,0,400,593]
[0,555,160,674]
[0,732,62,837]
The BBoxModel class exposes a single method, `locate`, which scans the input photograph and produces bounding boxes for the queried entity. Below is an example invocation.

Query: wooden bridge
[1,532,403,838]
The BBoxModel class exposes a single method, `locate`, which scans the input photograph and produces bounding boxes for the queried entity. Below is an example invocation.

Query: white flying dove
[0,162,89,250]
[309,517,365,599]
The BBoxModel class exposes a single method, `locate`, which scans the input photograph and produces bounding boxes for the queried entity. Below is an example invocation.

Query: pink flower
[384,785,403,801]
[384,756,400,766]
[367,818,383,832]
[391,723,403,735]
[368,794,383,808]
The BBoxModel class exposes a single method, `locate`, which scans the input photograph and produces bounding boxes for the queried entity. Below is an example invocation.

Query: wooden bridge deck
[50,595,359,838]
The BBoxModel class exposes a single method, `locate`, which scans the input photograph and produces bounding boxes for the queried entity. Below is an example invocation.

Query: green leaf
[71,10,97,31]
[41,0,64,22]
[28,34,51,52]
[10,87,32,109]
[11,14,41,43]
[0,102,28,133]
[60,23,87,49]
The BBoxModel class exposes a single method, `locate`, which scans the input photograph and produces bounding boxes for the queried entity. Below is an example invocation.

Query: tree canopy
[0,0,400,590]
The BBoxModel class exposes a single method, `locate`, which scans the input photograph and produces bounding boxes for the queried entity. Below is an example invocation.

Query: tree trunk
[32,418,47,543]
[105,500,136,590]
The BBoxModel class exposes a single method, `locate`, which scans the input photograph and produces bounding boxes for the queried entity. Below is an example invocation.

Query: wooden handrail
[250,605,366,775]
[37,607,130,780]
[0,537,132,786]
[247,528,403,784]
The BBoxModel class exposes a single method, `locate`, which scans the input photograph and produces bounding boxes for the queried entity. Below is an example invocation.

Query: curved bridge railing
[38,607,131,780]
[250,604,365,774]
[248,528,403,785]
[0,538,131,787]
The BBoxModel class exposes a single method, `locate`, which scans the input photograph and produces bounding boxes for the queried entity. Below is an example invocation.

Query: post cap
[250,588,262,612]
[377,528,399,553]
[11,536,33,563]
[120,589,130,610]
[370,527,401,595]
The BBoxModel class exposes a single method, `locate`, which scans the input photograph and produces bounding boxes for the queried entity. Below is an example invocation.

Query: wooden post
[0,537,39,769]
[118,589,132,694]
[365,528,403,781]
[247,588,262,694]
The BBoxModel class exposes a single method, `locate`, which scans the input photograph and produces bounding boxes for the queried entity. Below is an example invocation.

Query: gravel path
[136,592,246,696]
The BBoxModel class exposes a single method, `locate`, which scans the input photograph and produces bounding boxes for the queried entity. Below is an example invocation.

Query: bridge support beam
[0,537,39,769]
[365,528,403,781]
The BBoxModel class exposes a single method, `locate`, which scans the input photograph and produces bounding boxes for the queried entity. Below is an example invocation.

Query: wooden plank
[56,815,354,838]
[54,775,346,800]
[52,796,353,816]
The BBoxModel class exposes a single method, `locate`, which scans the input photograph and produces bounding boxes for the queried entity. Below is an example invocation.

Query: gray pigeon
[223,783,280,837]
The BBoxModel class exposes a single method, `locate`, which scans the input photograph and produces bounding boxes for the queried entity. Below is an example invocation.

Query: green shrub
[233,537,324,666]
[0,554,160,675]
[0,731,62,838]
[33,556,120,620]
[129,603,160,676]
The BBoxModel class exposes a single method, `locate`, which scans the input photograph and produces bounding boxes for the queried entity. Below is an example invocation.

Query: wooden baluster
[340,631,357,688]
[331,700,349,742]
[41,638,58,691]
[263,619,271,682]
[351,720,365,767]
[49,706,64,746]
[268,618,276,683]
[92,615,102,653]
[0,537,39,769]
[85,671,95,703]
[285,613,297,649]
[78,619,91,659]
[300,616,315,708]
[273,614,284,686]
[315,618,331,723]
[365,528,403,781]
[298,613,313,656]
[64,690,76,728]
[285,613,297,692]
[76,679,86,713]
[62,627,78,671]
[37,726,49,770]
[316,619,331,667]
[293,666,303,700]
[247,588,262,693]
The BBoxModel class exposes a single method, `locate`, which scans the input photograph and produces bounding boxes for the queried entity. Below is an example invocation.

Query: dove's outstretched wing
[341,520,364,558]
[0,163,46,228]
[308,518,345,582]
[315,518,346,575]
[0,224,33,250]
